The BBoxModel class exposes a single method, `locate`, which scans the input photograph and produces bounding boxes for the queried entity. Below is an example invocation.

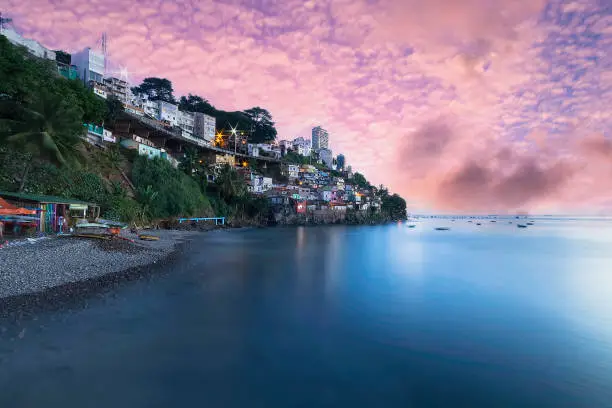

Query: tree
[352,172,369,188]
[242,107,277,143]
[214,164,247,203]
[179,94,215,115]
[131,77,175,103]
[381,193,407,221]
[104,95,124,124]
[0,91,85,191]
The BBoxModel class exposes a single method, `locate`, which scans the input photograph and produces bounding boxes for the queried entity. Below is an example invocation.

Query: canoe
[139,234,160,241]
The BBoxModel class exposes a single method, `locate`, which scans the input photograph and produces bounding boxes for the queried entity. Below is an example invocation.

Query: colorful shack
[0,192,100,233]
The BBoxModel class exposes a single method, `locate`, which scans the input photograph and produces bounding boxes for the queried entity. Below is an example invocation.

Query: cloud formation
[4,0,612,213]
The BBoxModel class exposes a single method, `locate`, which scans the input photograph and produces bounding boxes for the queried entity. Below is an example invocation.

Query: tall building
[311,126,329,151]
[72,47,105,85]
[336,154,345,170]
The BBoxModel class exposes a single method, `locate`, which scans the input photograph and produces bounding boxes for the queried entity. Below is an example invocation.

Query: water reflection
[2,223,612,408]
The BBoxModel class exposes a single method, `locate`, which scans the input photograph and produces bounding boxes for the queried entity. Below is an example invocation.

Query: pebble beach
[0,230,201,301]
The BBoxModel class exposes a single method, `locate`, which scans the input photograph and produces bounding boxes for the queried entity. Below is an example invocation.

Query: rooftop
[0,191,98,206]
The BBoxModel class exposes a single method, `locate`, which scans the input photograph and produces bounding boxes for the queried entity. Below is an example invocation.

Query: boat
[517,224,528,228]
[476,223,481,226]
[468,220,473,223]
[435,227,450,231]
[139,234,160,241]
[490,220,496,223]
[407,225,416,228]
[526,222,534,225]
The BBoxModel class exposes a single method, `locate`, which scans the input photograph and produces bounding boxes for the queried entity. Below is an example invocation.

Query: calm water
[2,221,612,407]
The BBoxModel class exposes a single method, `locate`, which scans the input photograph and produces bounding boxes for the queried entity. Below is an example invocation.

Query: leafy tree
[242,107,277,143]
[131,77,175,103]
[0,35,55,104]
[179,94,215,115]
[0,91,85,191]
[131,156,211,219]
[352,172,370,188]
[214,164,248,203]
[104,95,124,124]
[51,79,107,124]
[381,193,407,221]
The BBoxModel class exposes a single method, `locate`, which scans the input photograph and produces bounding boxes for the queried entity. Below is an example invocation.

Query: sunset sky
[4,0,612,214]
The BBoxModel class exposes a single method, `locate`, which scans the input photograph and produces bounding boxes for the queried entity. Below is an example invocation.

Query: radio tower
[0,12,13,34]
[95,32,108,73]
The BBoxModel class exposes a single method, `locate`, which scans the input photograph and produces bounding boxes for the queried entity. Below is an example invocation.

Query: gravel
[0,230,202,300]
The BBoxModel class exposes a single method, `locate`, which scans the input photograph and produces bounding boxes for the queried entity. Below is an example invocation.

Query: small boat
[476,223,481,226]
[517,224,528,228]
[468,220,473,223]
[490,220,496,223]
[407,225,416,228]
[139,234,160,241]
[526,222,534,226]
[435,227,450,231]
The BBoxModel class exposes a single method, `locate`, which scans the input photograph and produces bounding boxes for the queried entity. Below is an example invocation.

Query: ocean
[1,220,612,407]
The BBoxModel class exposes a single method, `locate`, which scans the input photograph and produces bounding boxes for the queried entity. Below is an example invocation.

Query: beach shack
[0,192,100,233]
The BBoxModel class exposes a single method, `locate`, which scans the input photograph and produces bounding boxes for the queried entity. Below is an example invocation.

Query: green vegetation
[0,34,406,228]
[135,78,278,143]
[131,77,176,103]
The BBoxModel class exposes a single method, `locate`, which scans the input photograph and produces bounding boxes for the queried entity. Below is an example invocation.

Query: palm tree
[215,164,247,203]
[0,91,85,191]
[137,185,159,223]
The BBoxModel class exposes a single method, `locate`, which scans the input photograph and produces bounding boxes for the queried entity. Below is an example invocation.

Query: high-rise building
[336,154,345,170]
[311,126,329,151]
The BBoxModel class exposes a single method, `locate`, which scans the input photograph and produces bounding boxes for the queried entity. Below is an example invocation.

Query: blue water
[2,221,612,407]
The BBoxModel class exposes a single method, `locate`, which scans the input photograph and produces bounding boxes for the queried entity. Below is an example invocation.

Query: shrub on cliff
[131,156,212,219]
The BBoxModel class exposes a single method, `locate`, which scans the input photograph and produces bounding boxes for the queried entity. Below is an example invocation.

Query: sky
[4,0,612,214]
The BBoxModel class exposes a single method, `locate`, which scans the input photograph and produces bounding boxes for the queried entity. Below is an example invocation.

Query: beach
[0,230,201,303]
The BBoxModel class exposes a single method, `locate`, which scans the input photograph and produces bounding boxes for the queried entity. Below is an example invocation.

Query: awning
[0,197,36,215]
[69,204,88,211]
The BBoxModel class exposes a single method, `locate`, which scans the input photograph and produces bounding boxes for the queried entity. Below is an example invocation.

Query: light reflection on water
[1,221,612,407]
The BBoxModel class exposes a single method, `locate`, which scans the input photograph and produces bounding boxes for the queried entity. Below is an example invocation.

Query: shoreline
[0,230,205,317]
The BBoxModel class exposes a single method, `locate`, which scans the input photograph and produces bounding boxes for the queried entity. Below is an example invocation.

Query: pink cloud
[4,0,612,213]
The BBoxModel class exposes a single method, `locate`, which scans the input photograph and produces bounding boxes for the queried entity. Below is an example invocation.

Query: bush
[103,196,141,222]
[131,156,212,219]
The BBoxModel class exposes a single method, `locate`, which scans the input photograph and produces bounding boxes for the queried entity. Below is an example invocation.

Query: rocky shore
[0,230,202,305]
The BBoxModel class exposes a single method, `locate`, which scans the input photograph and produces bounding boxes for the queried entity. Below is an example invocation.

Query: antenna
[0,12,13,34]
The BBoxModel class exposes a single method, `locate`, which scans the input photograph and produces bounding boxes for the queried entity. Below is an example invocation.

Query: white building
[72,47,105,85]
[292,137,311,157]
[178,110,195,138]
[103,77,129,102]
[319,148,333,169]
[2,27,56,60]
[143,99,159,119]
[312,126,329,151]
[193,112,216,143]
[158,101,179,126]
[287,164,300,179]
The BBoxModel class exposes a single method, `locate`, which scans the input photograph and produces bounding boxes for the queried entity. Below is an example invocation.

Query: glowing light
[230,124,238,135]
[242,161,248,167]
